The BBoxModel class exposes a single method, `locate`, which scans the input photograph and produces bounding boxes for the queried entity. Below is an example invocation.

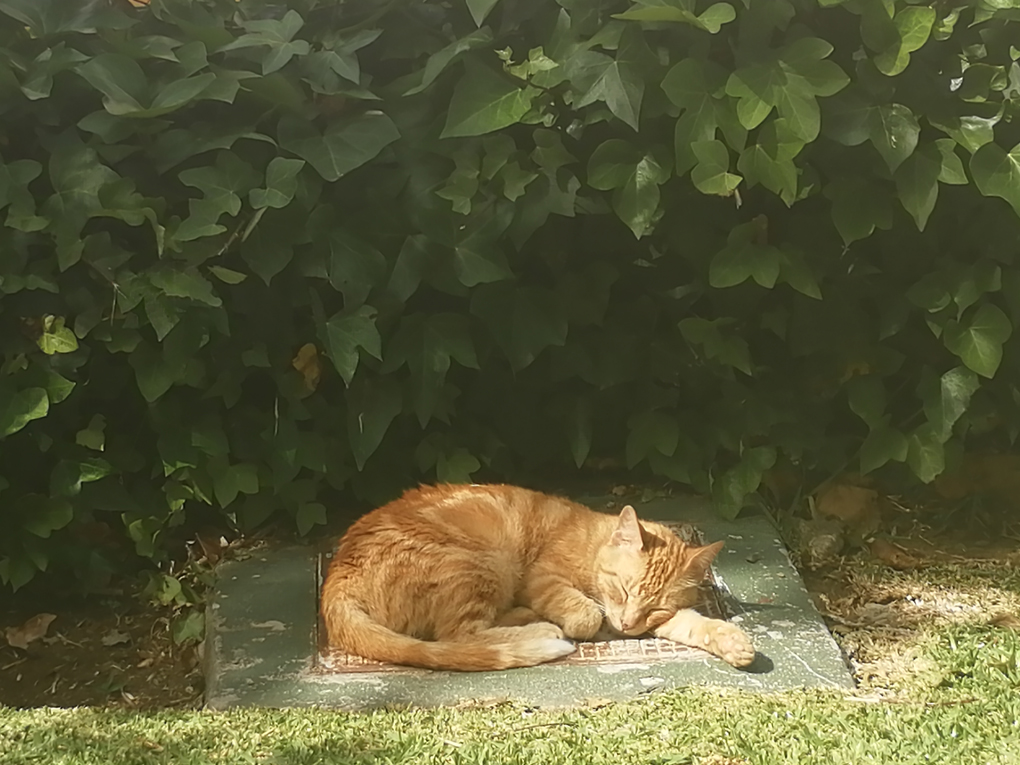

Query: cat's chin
[598,624,649,640]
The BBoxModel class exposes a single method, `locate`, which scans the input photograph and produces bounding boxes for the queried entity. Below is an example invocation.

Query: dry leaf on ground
[101,629,131,647]
[5,614,57,650]
[815,482,882,541]
[869,538,922,570]
[853,603,901,627]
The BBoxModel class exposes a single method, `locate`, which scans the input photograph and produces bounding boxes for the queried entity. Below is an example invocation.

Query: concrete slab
[205,494,853,710]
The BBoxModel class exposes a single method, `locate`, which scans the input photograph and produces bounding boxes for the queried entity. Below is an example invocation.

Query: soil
[2,483,1018,709]
[0,589,204,710]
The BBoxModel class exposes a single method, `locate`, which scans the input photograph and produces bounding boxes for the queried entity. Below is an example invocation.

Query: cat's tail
[322,599,576,672]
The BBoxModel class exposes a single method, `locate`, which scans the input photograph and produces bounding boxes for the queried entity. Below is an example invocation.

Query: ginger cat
[321,484,755,671]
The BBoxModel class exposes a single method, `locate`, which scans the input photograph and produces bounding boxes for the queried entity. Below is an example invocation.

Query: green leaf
[943,304,1013,378]
[614,0,736,33]
[150,267,222,307]
[37,320,79,355]
[778,249,822,299]
[894,150,940,230]
[695,2,737,32]
[465,0,500,27]
[737,118,801,204]
[930,114,997,155]
[587,139,670,238]
[470,284,568,371]
[50,457,112,497]
[250,157,305,210]
[208,266,248,284]
[566,397,593,469]
[906,424,944,483]
[129,345,176,403]
[322,305,383,386]
[347,377,402,469]
[76,54,147,115]
[587,139,638,190]
[626,409,679,469]
[75,414,106,451]
[690,139,740,196]
[0,387,49,437]
[241,208,296,285]
[20,496,73,539]
[296,502,327,536]
[868,104,919,172]
[970,141,1020,218]
[42,133,120,266]
[934,139,968,185]
[150,73,216,112]
[567,41,645,131]
[437,448,481,483]
[405,28,493,95]
[452,234,513,287]
[846,375,885,429]
[661,58,730,175]
[710,240,781,289]
[326,231,387,309]
[679,318,752,374]
[172,612,205,647]
[37,369,75,404]
[860,426,908,474]
[825,177,893,246]
[178,151,259,238]
[212,465,239,508]
[279,112,400,182]
[775,87,820,143]
[441,63,538,139]
[874,7,935,76]
[222,10,310,75]
[384,313,479,426]
[725,63,782,131]
[712,446,776,520]
[922,366,980,443]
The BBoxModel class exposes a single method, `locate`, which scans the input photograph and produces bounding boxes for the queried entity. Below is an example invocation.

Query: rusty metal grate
[314,522,728,674]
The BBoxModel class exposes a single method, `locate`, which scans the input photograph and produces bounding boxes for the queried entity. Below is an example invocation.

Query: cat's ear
[684,540,724,580]
[610,505,644,552]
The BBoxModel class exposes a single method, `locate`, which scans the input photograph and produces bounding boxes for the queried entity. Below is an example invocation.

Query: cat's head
[594,505,723,637]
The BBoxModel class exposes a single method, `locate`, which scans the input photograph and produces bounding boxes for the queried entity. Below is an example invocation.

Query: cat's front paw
[559,600,604,640]
[701,620,756,668]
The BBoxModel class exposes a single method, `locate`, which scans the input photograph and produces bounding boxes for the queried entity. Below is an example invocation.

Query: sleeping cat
[321,484,755,671]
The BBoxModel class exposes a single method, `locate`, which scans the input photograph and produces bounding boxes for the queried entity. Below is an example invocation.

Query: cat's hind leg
[428,565,567,644]
[494,606,542,627]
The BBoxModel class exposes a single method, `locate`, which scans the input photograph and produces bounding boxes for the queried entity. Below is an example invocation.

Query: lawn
[3,541,1020,765]
[2,622,1019,765]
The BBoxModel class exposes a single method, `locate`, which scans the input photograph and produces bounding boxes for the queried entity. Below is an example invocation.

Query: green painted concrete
[205,495,853,710]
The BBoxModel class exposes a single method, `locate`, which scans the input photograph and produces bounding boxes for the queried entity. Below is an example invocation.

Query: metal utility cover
[205,495,853,710]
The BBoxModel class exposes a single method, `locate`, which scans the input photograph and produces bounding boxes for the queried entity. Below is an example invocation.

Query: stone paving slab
[205,495,853,710]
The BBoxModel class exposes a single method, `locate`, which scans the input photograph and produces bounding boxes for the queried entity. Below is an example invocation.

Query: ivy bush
[1,0,1019,591]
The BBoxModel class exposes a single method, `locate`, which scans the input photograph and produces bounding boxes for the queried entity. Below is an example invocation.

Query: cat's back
[336,483,569,555]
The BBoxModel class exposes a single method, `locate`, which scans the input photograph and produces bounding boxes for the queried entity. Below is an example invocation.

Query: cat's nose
[621,618,636,631]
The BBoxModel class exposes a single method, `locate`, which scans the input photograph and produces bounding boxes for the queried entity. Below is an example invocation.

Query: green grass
[2,625,1020,765]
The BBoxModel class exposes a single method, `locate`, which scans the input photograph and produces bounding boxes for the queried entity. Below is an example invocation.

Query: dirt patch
[802,538,1020,695]
[0,592,203,710]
